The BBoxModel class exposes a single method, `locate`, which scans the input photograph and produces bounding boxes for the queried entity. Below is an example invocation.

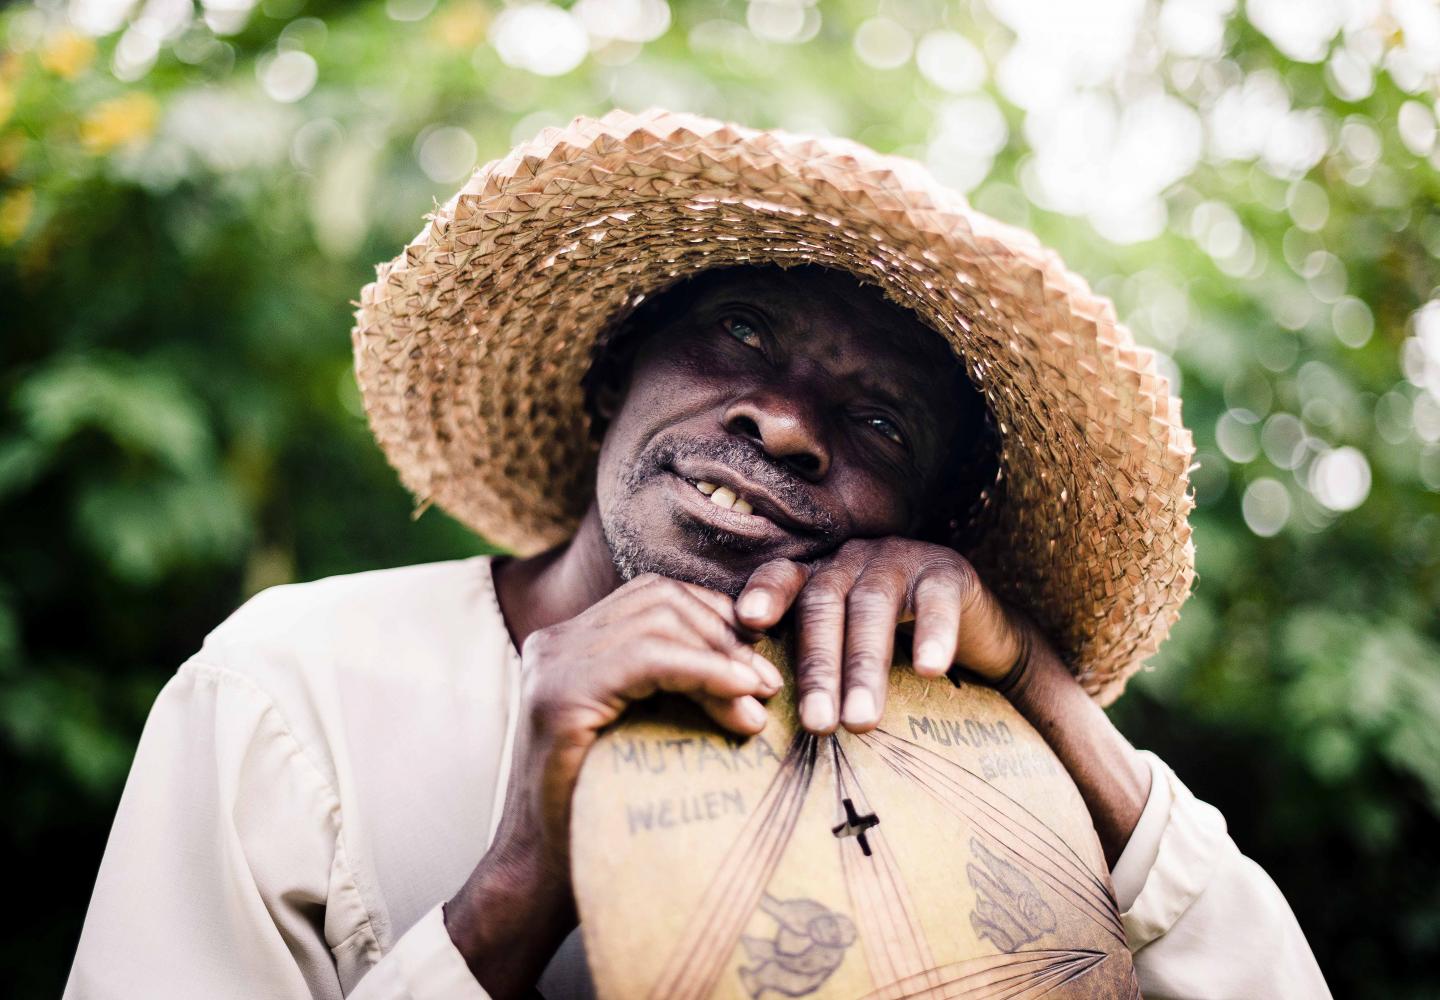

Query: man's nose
[722,390,831,480]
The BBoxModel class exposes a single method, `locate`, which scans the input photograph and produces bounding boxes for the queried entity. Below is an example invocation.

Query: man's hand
[734,537,1030,733]
[500,572,780,871]
[444,573,781,998]
[737,536,1152,869]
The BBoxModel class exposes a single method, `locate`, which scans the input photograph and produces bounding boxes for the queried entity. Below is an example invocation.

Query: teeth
[692,479,757,516]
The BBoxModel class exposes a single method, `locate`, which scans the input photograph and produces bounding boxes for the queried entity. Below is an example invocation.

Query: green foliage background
[3,1,1439,996]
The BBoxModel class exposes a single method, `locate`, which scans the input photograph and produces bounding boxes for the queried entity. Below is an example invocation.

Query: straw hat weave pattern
[352,108,1195,704]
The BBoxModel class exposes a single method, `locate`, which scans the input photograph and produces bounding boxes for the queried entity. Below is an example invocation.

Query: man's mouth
[691,479,755,516]
[632,436,839,549]
[668,472,795,546]
[667,461,831,544]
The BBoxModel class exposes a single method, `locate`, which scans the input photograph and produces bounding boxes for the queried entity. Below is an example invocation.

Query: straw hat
[351,108,1195,704]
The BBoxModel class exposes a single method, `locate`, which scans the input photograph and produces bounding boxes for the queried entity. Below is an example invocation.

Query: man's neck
[491,505,622,651]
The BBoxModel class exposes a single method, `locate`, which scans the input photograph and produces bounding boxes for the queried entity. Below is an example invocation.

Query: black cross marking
[832,797,880,857]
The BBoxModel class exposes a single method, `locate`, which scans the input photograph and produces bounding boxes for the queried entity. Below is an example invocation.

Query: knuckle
[797,586,845,621]
[848,582,900,613]
[674,586,719,617]
[796,654,840,684]
[949,557,980,597]
[629,636,666,665]
[520,624,559,664]
[913,569,964,606]
[796,580,833,605]
[844,649,886,678]
[654,576,690,597]
[933,551,972,579]
[674,596,731,639]
[641,602,684,631]
[760,557,805,583]
[914,564,959,590]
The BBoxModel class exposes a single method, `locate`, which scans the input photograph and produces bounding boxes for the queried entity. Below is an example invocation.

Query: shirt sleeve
[63,661,490,1000]
[1112,750,1333,1000]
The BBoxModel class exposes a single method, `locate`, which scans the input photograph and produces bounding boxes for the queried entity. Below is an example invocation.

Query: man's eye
[865,416,905,446]
[722,316,763,349]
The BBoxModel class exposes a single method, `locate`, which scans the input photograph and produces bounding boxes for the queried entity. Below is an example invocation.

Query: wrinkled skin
[593,265,966,595]
[589,266,1023,731]
[448,266,1152,999]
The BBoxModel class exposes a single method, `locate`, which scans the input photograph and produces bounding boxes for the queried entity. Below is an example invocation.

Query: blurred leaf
[14,356,215,474]
[73,476,251,584]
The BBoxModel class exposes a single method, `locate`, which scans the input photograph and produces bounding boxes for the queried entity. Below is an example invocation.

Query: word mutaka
[611,734,784,775]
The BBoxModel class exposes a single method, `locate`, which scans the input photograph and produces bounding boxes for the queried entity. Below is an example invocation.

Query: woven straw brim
[352,108,1195,704]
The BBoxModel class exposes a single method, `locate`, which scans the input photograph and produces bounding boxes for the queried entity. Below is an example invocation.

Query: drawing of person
[738,893,858,998]
[966,839,1058,953]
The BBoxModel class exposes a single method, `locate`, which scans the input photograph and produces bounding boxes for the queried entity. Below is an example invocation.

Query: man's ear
[593,369,627,421]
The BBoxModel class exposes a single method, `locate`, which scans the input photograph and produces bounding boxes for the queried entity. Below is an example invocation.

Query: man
[66,111,1329,999]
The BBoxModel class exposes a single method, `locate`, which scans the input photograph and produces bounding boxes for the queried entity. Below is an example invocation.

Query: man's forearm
[1004,627,1152,869]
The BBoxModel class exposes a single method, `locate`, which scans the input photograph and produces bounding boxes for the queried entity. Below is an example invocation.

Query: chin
[602,513,765,597]
[635,554,749,597]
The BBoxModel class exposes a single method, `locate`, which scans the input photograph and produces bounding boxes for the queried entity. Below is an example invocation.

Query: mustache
[632,434,840,540]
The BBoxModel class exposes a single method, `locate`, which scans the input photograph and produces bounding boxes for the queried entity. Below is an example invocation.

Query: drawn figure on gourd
[966,838,1058,953]
[737,893,858,998]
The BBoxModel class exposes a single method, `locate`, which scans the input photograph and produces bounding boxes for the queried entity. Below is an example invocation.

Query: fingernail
[916,640,947,673]
[755,655,784,693]
[842,688,877,727]
[738,591,771,621]
[799,691,835,732]
[740,697,767,730]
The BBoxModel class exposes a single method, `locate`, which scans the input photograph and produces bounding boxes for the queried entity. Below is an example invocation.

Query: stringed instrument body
[571,635,1141,1000]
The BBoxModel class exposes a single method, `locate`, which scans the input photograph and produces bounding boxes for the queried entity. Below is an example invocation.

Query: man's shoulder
[169,556,515,824]
[191,555,507,690]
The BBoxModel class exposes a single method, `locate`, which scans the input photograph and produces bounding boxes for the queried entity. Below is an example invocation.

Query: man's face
[594,266,968,595]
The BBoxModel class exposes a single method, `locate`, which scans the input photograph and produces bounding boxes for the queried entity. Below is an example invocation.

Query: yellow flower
[40,30,97,80]
[0,187,35,245]
[80,92,160,154]
[431,1,491,50]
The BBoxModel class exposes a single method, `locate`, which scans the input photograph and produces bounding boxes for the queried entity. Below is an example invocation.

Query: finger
[793,567,856,734]
[604,573,733,620]
[695,694,768,736]
[596,578,779,691]
[841,568,906,732]
[736,559,812,630]
[610,639,771,704]
[948,562,1027,681]
[669,581,766,645]
[634,587,783,694]
[910,566,964,677]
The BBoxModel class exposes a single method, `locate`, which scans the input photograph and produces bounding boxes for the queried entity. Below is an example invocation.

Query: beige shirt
[64,556,1329,1000]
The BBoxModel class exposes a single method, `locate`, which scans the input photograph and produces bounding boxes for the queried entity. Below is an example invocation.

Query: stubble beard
[600,433,839,596]
[600,501,751,597]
